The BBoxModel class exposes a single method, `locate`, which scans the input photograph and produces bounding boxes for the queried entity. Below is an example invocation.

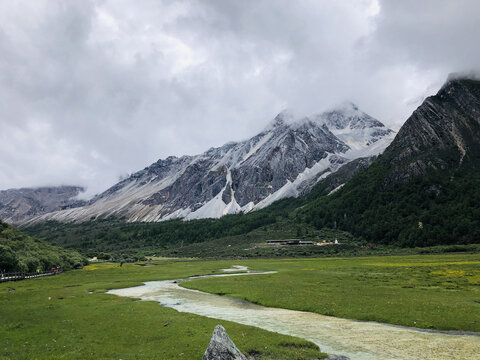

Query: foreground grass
[183,253,480,332]
[0,260,325,360]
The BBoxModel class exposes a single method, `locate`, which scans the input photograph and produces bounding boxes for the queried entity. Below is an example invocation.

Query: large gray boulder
[203,325,248,360]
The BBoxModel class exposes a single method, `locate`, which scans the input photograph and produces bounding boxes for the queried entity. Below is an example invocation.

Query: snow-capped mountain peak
[27,104,395,224]
[264,108,295,131]
[314,101,383,130]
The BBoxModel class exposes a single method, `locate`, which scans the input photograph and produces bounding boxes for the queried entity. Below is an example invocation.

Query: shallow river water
[107,271,480,360]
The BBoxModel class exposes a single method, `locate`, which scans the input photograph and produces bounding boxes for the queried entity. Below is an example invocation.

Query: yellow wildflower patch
[366,261,480,267]
[430,269,466,277]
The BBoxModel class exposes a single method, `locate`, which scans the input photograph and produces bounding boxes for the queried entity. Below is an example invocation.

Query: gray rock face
[382,78,480,185]
[229,121,348,207]
[203,325,247,360]
[0,186,85,224]
[26,103,394,224]
[303,156,377,197]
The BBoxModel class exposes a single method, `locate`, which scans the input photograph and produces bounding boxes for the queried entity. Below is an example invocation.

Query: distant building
[266,239,314,246]
[266,239,328,246]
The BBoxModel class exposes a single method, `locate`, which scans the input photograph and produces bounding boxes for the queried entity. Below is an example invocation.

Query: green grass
[182,253,480,332]
[0,260,326,360]
[3,254,480,360]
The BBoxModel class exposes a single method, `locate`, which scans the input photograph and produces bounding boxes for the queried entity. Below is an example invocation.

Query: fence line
[0,270,57,283]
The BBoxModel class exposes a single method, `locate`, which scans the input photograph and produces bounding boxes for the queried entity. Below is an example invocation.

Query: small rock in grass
[203,325,247,360]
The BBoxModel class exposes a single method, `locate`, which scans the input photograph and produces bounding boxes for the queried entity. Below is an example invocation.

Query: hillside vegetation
[303,165,480,247]
[23,199,303,258]
[0,220,86,272]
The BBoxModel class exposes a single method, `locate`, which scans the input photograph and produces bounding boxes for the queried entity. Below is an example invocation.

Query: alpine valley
[5,77,480,258]
[18,77,480,259]
[3,5,480,360]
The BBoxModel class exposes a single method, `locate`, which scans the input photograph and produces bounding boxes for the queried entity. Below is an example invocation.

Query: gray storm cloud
[0,0,479,197]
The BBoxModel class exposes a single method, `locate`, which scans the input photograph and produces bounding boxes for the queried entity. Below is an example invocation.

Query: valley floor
[0,260,324,360]
[184,253,480,332]
[1,253,479,359]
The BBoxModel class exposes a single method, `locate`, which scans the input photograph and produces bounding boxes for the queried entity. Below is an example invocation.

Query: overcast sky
[1,0,479,197]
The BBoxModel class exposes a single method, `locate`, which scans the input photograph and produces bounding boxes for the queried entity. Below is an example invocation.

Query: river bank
[108,269,480,360]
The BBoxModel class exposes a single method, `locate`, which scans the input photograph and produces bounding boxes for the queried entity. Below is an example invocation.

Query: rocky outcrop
[381,78,480,184]
[203,325,247,360]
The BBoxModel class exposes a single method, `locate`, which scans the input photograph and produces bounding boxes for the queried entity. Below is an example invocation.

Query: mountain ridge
[23,103,394,224]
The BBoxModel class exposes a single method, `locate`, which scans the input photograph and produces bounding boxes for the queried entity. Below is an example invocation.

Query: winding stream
[107,269,480,359]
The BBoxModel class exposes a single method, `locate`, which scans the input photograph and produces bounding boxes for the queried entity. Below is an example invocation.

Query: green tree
[0,244,19,272]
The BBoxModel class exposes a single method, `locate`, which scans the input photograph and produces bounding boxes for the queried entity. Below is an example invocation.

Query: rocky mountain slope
[0,186,86,224]
[304,77,480,246]
[382,78,480,183]
[27,103,394,224]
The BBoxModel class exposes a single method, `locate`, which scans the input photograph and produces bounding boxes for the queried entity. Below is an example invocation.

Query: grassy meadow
[2,253,480,360]
[183,253,480,332]
[0,260,325,360]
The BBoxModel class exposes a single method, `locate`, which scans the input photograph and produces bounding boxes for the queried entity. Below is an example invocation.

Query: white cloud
[0,0,479,196]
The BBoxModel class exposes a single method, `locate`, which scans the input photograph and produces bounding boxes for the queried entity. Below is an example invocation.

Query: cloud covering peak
[0,0,479,197]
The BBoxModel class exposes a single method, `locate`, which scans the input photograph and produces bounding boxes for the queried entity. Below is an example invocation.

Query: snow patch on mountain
[253,154,336,210]
[25,103,395,224]
[239,132,274,165]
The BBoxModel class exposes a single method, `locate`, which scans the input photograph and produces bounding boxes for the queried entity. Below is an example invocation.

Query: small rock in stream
[203,325,247,360]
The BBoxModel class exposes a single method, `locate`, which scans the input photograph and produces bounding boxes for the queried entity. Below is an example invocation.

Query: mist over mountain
[0,186,86,224]
[23,104,394,224]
